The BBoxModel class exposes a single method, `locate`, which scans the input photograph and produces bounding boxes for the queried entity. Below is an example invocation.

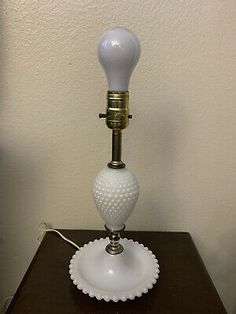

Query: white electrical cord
[38,223,80,250]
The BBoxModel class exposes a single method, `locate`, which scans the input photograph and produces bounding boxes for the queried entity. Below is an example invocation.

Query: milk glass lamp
[69,28,160,302]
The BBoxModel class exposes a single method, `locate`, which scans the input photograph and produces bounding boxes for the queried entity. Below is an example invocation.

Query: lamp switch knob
[99,113,107,118]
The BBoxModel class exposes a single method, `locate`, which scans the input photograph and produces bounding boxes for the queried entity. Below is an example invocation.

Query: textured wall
[0,0,236,312]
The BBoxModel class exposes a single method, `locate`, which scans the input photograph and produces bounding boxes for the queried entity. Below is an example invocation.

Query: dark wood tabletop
[6,230,227,314]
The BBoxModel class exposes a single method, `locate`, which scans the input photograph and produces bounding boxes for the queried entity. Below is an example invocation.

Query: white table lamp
[69,27,160,302]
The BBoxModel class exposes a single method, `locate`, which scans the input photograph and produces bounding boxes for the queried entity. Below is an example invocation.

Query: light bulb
[98,27,141,91]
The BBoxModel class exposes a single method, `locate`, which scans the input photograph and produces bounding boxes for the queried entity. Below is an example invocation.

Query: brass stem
[99,91,131,169]
[108,130,125,169]
[112,130,121,161]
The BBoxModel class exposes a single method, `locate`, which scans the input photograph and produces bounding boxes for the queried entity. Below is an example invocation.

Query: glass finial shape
[97,27,141,91]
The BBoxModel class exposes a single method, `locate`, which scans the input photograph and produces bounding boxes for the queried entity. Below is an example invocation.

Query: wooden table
[7,230,227,313]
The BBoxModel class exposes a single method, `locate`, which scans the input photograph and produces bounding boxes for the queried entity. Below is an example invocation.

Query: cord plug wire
[38,223,80,250]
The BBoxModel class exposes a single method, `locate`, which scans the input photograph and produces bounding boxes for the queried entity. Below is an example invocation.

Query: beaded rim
[69,238,160,302]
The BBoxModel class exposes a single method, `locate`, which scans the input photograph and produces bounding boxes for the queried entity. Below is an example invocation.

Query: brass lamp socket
[106,91,129,130]
[98,91,131,169]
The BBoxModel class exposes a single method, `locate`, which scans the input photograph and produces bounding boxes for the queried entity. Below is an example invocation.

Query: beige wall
[0,0,236,312]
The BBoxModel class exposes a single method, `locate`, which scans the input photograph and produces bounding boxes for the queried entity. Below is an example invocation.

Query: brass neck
[99,90,131,169]
[107,130,125,169]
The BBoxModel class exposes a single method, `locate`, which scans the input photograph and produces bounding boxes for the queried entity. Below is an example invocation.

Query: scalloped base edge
[69,237,160,302]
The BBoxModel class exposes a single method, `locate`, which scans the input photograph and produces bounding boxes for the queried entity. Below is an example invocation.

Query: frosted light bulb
[98,27,141,91]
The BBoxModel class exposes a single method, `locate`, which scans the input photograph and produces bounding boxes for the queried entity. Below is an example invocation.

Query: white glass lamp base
[69,238,160,302]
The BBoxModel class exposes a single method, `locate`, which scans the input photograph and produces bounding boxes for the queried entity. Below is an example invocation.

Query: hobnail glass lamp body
[92,167,139,231]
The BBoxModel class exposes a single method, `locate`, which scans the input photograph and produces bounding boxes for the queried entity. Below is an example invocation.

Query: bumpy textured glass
[92,167,139,230]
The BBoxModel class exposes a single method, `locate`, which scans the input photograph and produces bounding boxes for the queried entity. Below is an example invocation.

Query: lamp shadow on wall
[138,99,192,230]
[0,6,44,303]
[0,151,44,301]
